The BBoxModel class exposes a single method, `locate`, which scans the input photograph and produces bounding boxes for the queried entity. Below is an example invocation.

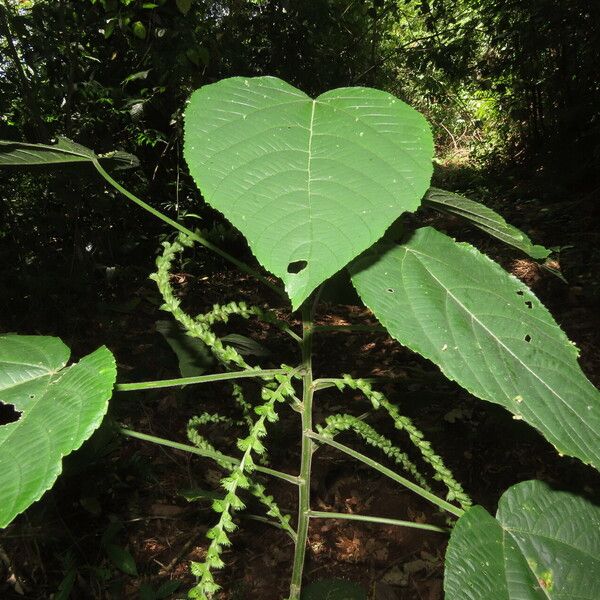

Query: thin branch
[308,432,463,517]
[92,159,286,300]
[307,510,448,534]
[115,368,290,392]
[117,426,300,486]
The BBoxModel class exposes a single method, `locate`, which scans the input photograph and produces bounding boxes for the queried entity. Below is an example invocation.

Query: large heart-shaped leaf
[444,480,600,599]
[350,227,600,469]
[0,335,116,528]
[184,76,433,309]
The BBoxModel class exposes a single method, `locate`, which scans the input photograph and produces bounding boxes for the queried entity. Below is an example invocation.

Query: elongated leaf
[350,227,600,469]
[104,544,138,576]
[220,334,271,357]
[132,21,147,39]
[155,320,214,377]
[445,480,600,599]
[0,137,139,170]
[0,335,116,528]
[0,137,93,165]
[423,187,550,259]
[184,76,433,309]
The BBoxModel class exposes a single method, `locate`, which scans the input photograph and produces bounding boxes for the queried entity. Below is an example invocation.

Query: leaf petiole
[117,426,300,485]
[115,368,290,392]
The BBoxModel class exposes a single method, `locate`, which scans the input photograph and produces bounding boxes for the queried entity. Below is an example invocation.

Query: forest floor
[1,160,600,600]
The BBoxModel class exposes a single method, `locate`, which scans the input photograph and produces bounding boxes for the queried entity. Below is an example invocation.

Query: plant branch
[243,514,297,542]
[92,159,286,299]
[115,368,290,392]
[307,511,448,534]
[308,432,464,518]
[117,426,300,485]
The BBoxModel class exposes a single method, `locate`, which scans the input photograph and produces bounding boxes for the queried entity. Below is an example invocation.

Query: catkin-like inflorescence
[151,233,293,373]
[331,375,472,510]
[187,372,295,598]
[152,235,297,598]
[318,413,432,491]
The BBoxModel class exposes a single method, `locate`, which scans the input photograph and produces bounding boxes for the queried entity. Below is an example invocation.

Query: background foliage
[2,0,598,306]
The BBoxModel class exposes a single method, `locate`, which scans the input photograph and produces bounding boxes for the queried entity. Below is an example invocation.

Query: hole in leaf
[516,290,524,296]
[287,260,307,274]
[0,402,22,426]
[525,300,533,309]
[387,288,395,293]
[524,334,532,343]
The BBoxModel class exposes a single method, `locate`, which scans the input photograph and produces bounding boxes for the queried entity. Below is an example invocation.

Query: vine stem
[288,299,317,599]
[92,160,286,299]
[308,432,464,518]
[117,426,300,485]
[115,368,290,392]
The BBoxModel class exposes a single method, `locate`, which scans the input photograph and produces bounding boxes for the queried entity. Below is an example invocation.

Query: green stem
[312,325,386,334]
[115,368,289,392]
[307,511,448,534]
[281,326,303,344]
[244,514,298,542]
[288,300,317,600]
[308,432,464,518]
[117,426,300,485]
[92,160,285,299]
[312,376,394,391]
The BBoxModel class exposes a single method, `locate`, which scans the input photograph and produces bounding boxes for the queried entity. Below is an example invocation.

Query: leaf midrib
[403,245,586,437]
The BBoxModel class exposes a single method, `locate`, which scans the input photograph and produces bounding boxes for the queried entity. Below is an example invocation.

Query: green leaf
[423,187,551,259]
[0,335,116,528]
[350,227,600,469]
[220,334,271,357]
[186,47,209,67]
[155,320,214,377]
[139,579,181,600]
[302,578,367,600]
[104,543,138,576]
[445,480,600,599]
[104,20,115,39]
[54,569,77,600]
[184,76,433,309]
[176,0,192,15]
[155,580,181,598]
[122,69,151,85]
[132,21,147,39]
[0,137,94,166]
[102,150,140,170]
[139,583,157,600]
[0,137,139,170]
